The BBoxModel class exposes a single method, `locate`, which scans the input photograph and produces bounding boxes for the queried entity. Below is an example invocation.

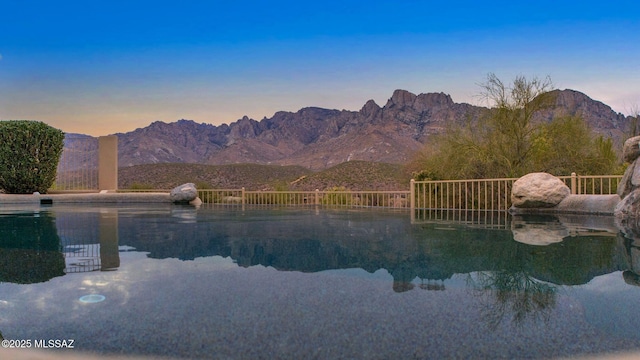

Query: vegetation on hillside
[289,161,410,190]
[119,163,313,190]
[408,74,620,180]
[119,161,410,191]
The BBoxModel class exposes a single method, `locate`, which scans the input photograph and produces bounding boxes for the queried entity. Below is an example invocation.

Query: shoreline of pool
[0,192,171,204]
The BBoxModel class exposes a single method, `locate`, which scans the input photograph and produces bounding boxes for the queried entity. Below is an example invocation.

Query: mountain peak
[175,119,199,126]
[360,99,381,118]
[417,92,454,106]
[386,89,418,108]
[545,89,629,130]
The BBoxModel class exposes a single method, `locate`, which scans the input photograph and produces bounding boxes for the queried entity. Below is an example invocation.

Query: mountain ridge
[67,88,633,171]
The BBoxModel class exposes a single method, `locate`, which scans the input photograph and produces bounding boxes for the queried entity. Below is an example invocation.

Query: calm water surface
[1,204,640,359]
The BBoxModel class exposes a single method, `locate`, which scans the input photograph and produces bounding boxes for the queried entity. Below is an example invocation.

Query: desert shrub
[0,121,65,194]
[271,180,290,191]
[322,186,353,205]
[195,181,213,190]
[411,170,441,181]
[128,182,156,190]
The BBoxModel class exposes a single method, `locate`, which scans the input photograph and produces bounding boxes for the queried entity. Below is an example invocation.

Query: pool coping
[0,192,171,204]
[509,194,621,216]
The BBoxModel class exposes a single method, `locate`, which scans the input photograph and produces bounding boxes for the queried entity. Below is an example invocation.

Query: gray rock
[508,194,620,215]
[511,172,570,208]
[615,140,640,222]
[170,183,198,203]
[556,194,620,215]
[623,136,640,163]
[632,162,640,189]
[618,161,636,198]
[615,188,640,219]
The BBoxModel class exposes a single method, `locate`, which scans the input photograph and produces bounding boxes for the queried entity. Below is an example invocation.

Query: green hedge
[0,121,65,194]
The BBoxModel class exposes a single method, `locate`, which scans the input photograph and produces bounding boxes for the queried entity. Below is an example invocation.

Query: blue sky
[1,0,638,136]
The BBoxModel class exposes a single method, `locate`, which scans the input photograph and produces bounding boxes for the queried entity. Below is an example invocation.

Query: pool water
[1,204,640,359]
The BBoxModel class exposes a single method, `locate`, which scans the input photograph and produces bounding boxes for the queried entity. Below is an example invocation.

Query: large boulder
[170,183,198,203]
[618,136,640,199]
[616,136,640,218]
[615,188,640,220]
[511,172,570,208]
[623,135,640,163]
[617,161,640,199]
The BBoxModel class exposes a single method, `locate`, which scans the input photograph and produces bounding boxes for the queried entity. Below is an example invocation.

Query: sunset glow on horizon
[1,1,638,136]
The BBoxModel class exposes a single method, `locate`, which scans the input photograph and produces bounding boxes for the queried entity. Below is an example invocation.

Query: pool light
[79,294,106,303]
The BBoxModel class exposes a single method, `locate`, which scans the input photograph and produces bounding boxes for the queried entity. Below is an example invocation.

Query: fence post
[410,179,415,211]
[98,135,118,191]
[571,172,577,194]
[315,189,320,205]
[241,187,245,205]
[410,179,416,223]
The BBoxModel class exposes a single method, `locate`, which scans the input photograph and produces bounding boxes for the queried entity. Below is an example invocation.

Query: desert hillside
[119,161,410,191]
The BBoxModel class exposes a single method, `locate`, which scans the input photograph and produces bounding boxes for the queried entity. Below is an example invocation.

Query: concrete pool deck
[0,349,639,360]
[2,339,640,360]
[0,192,171,205]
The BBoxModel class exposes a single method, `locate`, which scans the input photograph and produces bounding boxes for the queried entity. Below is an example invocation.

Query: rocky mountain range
[67,89,635,171]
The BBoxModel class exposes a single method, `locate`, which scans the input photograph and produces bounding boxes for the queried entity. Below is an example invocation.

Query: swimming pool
[1,204,640,359]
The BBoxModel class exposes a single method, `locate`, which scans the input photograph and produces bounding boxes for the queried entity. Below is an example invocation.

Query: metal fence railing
[120,189,410,208]
[53,135,99,191]
[192,189,411,208]
[410,173,623,213]
[118,173,623,212]
[557,173,622,195]
[410,178,517,211]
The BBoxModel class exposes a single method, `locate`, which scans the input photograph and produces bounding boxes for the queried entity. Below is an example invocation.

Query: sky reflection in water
[1,205,640,359]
